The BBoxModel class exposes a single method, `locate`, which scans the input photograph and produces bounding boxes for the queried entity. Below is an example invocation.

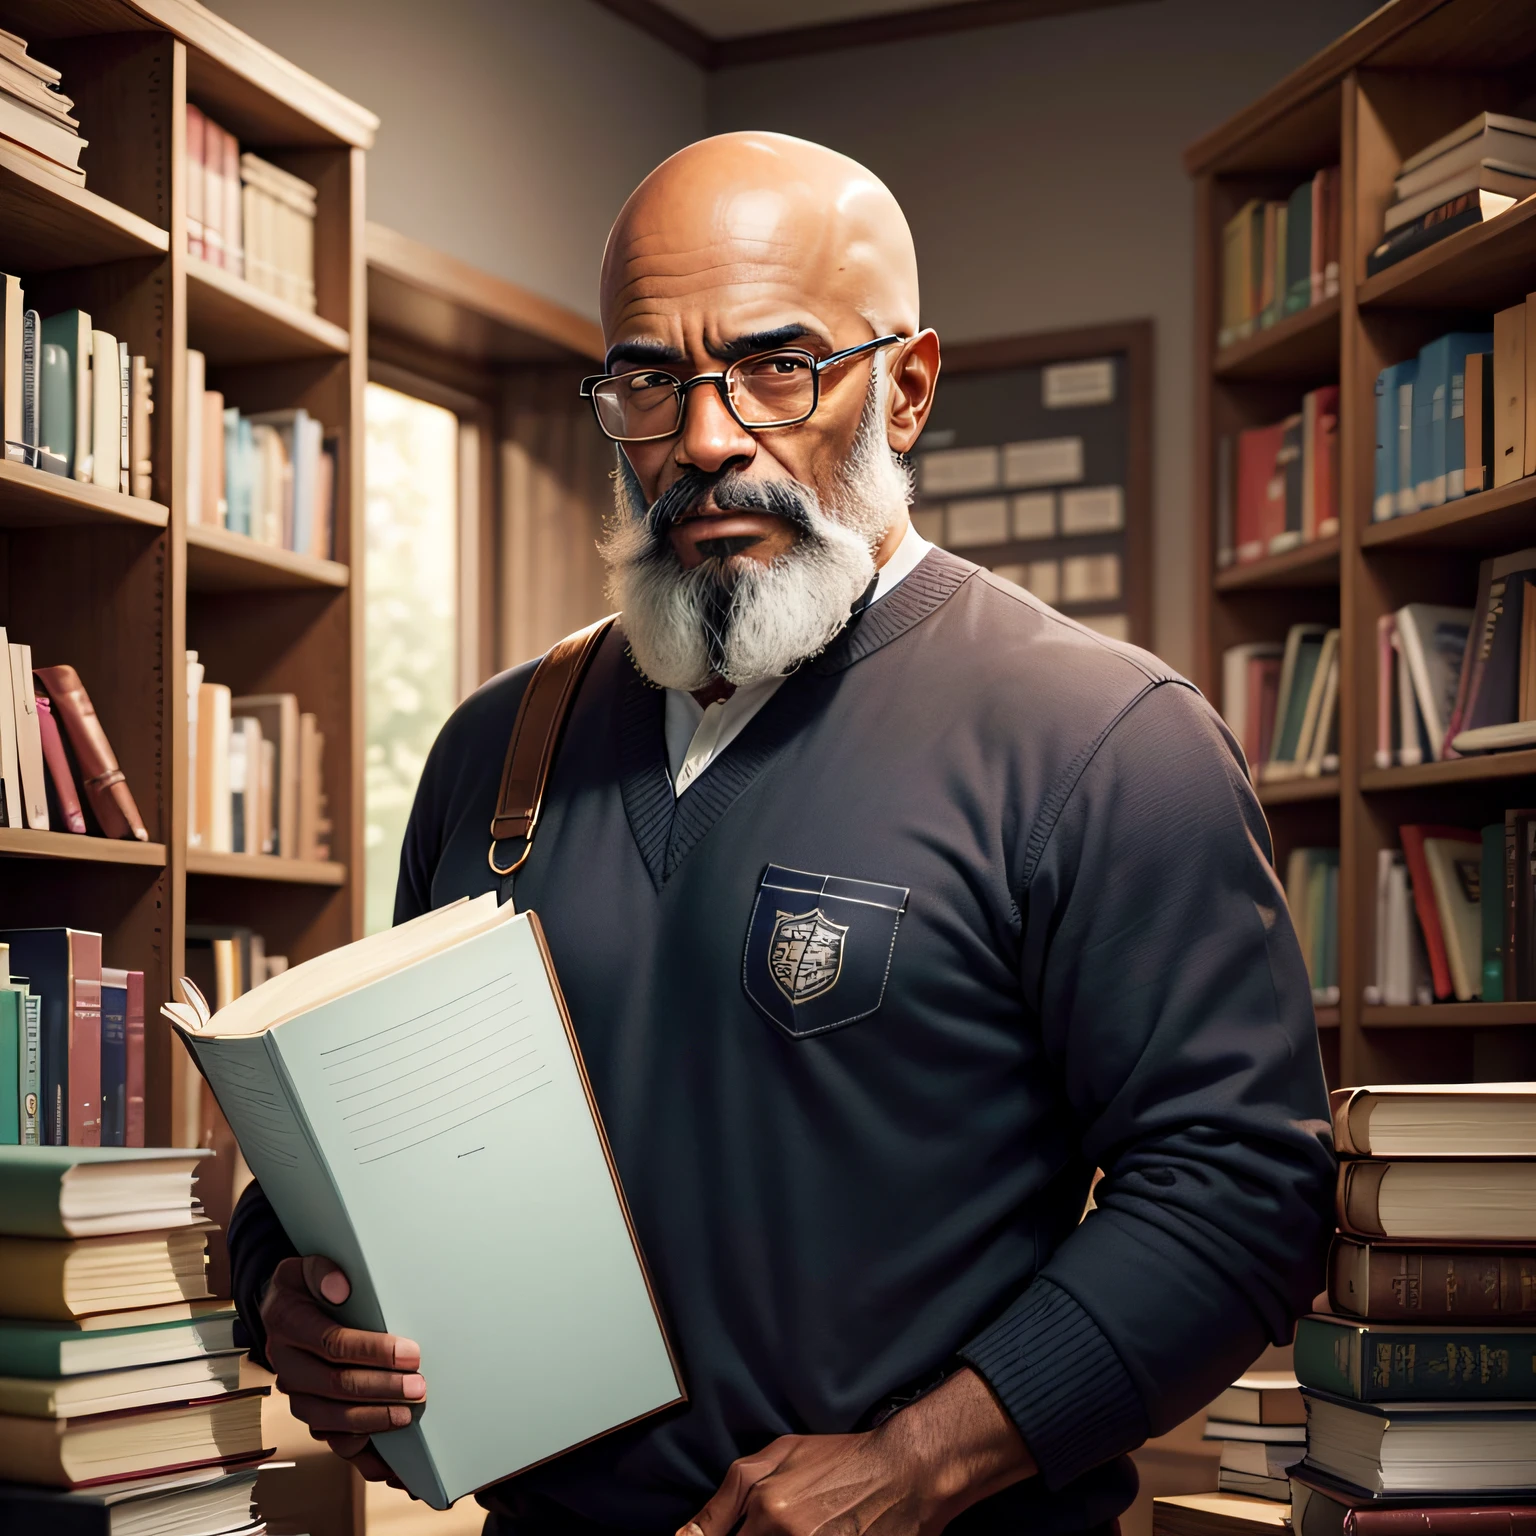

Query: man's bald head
[600,132,919,344]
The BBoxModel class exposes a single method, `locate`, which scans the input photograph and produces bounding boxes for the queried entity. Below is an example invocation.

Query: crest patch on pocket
[744,865,908,1038]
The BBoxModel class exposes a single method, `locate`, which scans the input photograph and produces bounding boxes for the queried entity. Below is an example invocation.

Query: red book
[1399,824,1475,1002]
[124,968,145,1147]
[1247,654,1283,766]
[1236,422,1285,563]
[34,695,86,833]
[1310,384,1341,537]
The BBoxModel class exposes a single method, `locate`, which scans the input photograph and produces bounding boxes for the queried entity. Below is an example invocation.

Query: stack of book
[1372,328,1507,522]
[1218,168,1340,349]
[0,932,146,1149]
[187,105,319,312]
[1368,114,1536,276]
[184,350,336,560]
[1221,624,1340,785]
[0,28,87,187]
[1376,554,1536,763]
[0,634,148,842]
[1,283,154,493]
[1290,1085,1536,1533]
[1204,1370,1306,1501]
[0,1145,270,1533]
[1368,814,1536,1006]
[1216,386,1339,568]
[185,657,331,862]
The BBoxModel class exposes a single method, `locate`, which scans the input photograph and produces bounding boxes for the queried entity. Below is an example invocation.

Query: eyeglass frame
[578,333,908,444]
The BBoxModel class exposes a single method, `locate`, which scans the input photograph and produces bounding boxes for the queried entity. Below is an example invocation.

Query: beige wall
[206,0,1376,671]
[202,0,707,318]
[705,0,1377,670]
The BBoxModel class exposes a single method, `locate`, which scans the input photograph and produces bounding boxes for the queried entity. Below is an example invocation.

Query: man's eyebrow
[714,324,827,363]
[604,337,686,372]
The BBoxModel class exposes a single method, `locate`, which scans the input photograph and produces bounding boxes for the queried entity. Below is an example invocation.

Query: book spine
[0,993,17,1143]
[20,308,37,464]
[1298,1317,1536,1401]
[118,341,129,496]
[125,969,145,1148]
[34,696,85,834]
[21,993,39,1145]
[99,986,126,1148]
[69,932,102,1147]
[1335,1243,1536,1322]
[1347,1508,1536,1536]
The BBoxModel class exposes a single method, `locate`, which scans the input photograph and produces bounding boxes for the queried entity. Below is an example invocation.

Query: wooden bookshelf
[0,9,375,1530]
[1188,0,1536,1088]
[1256,773,1340,807]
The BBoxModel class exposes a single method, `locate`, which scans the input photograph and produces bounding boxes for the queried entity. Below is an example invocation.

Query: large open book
[163,894,683,1509]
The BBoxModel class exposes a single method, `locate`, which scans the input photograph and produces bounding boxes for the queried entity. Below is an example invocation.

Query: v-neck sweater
[228,549,1335,1536]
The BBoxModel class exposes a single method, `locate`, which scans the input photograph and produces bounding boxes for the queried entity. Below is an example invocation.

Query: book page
[266,913,679,1509]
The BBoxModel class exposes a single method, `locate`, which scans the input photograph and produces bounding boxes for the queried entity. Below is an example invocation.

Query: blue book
[1374,361,1417,521]
[1415,332,1493,509]
[1393,360,1418,516]
[99,977,126,1148]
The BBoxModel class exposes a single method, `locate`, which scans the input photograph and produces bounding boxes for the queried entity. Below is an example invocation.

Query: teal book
[0,1307,237,1378]
[0,967,39,1145]
[1284,179,1313,314]
[37,341,71,471]
[1482,822,1505,1001]
[37,310,91,481]
[1296,1313,1536,1401]
[0,1146,210,1238]
[1415,332,1493,509]
[1272,626,1329,766]
[165,894,684,1510]
[0,989,17,1144]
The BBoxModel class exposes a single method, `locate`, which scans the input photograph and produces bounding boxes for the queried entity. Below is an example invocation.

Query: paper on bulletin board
[1003,437,1083,488]
[1043,359,1116,408]
[1011,492,1056,540]
[1060,486,1125,535]
[920,444,999,495]
[946,497,1010,547]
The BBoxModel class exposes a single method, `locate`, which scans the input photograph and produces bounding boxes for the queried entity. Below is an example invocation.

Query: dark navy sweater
[229,549,1336,1534]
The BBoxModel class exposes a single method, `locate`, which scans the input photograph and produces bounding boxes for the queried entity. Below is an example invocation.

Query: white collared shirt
[663,522,933,798]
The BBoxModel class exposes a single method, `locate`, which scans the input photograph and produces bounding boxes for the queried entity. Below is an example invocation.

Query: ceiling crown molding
[590,0,1150,70]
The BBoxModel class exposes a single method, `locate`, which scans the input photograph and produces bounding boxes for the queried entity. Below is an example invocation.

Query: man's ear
[886,329,941,454]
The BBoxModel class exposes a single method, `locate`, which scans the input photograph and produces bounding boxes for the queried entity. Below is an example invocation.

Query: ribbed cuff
[958,1277,1148,1489]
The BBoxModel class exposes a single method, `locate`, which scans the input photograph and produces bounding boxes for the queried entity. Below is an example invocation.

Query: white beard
[602,373,914,693]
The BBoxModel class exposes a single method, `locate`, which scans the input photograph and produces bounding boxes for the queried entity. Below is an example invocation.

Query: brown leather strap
[488,615,617,876]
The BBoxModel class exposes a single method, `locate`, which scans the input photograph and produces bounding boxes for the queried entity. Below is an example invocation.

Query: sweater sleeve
[959,678,1336,1488]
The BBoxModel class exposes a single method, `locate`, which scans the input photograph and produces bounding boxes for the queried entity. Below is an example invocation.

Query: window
[363,380,483,933]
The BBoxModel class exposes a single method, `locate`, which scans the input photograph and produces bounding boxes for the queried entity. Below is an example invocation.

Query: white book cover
[88,328,119,490]
[9,642,47,830]
[0,625,21,828]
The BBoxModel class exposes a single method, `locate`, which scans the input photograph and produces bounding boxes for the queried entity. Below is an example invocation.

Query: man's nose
[674,378,756,477]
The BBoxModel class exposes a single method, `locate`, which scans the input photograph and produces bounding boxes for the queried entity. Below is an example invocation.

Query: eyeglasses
[579,334,907,444]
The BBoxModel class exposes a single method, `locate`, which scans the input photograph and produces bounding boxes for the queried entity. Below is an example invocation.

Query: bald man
[228,134,1335,1536]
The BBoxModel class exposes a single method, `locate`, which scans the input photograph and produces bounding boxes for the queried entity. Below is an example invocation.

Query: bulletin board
[912,321,1153,648]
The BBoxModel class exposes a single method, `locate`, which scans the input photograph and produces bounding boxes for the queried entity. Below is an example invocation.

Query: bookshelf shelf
[1356,193,1536,312]
[1213,536,1339,591]
[0,145,169,270]
[1361,749,1536,792]
[1363,1003,1536,1028]
[186,523,349,591]
[1359,478,1536,552]
[1213,295,1339,382]
[187,257,350,365]
[1190,0,1536,1089]
[186,851,348,886]
[0,460,169,529]
[1256,774,1340,806]
[0,828,168,866]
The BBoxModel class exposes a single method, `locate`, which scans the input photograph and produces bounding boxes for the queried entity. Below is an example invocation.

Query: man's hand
[260,1255,426,1489]
[682,1368,1035,1536]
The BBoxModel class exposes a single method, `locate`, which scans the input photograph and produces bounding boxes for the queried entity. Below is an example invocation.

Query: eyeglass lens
[592,350,818,440]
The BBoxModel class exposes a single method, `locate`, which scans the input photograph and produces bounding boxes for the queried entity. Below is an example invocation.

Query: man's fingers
[301,1253,352,1306]
[325,1438,405,1488]
[287,1392,419,1437]
[685,1439,798,1536]
[262,1259,420,1372]
[270,1346,426,1405]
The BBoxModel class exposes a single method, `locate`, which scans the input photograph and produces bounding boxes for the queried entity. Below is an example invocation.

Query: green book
[1296,1313,1536,1401]
[1481,822,1504,1001]
[0,1307,237,1378]
[37,341,71,471]
[0,989,17,1144]
[1272,625,1329,765]
[0,1146,210,1238]
[167,894,684,1509]
[0,961,38,1145]
[37,309,91,481]
[1284,179,1313,314]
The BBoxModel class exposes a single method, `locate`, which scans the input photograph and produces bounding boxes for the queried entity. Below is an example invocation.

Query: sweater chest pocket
[743,864,909,1038]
